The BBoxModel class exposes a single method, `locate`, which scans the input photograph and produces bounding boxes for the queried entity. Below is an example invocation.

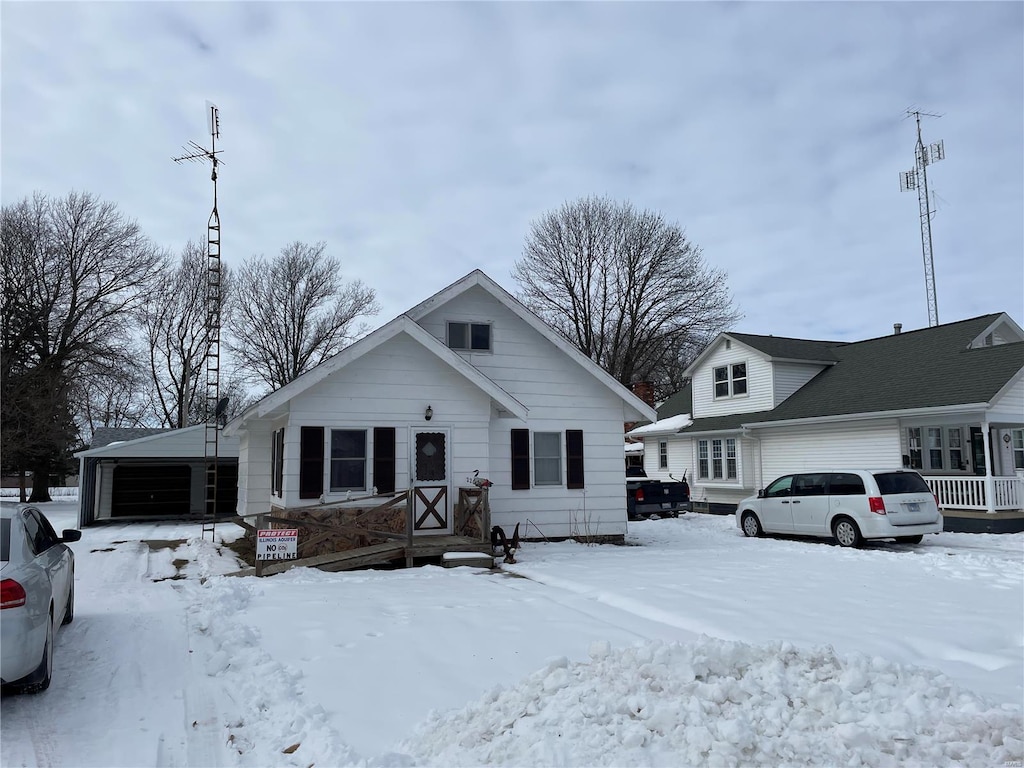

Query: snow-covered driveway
[1,501,1021,767]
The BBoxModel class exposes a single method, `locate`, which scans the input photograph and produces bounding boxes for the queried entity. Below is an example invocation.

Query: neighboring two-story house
[629,313,1024,526]
[225,270,656,541]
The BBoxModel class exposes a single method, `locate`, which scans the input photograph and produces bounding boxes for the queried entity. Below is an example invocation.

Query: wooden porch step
[225,536,493,577]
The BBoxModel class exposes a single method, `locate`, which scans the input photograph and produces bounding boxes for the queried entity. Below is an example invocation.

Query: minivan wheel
[741,512,763,538]
[833,518,862,548]
[896,535,924,544]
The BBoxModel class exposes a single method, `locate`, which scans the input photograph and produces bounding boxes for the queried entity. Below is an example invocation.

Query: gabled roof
[404,269,655,421]
[726,333,844,363]
[683,332,842,378]
[672,313,1023,433]
[76,425,239,458]
[226,314,530,432]
[657,383,692,420]
[89,427,170,449]
[753,314,1023,424]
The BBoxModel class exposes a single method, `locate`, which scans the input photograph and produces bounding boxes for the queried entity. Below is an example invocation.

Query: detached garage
[75,426,240,526]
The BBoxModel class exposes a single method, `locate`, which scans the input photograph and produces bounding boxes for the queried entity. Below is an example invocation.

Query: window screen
[534,432,561,485]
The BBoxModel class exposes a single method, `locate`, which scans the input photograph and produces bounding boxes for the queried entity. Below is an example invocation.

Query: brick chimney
[630,381,656,407]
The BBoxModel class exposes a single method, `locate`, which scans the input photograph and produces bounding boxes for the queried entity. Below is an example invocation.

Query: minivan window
[874,471,931,494]
[764,476,793,498]
[793,474,828,496]
[828,473,866,496]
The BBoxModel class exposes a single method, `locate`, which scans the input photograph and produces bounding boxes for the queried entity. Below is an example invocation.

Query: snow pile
[400,637,1023,767]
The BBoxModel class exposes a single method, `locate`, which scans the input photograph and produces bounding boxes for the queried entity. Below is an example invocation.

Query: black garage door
[111,464,191,518]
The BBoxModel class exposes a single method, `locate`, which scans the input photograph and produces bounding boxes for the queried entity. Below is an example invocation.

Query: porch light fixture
[425,405,433,421]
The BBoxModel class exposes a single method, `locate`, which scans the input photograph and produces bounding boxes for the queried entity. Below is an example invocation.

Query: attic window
[447,321,491,352]
[714,363,748,399]
[725,339,731,350]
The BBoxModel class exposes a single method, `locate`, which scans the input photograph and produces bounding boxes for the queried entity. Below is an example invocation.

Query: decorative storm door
[412,429,451,534]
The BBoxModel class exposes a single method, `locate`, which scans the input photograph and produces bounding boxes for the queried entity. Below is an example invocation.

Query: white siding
[238,422,274,519]
[691,341,773,418]
[756,420,902,482]
[417,286,629,536]
[267,310,629,537]
[990,375,1024,423]
[80,426,239,460]
[772,362,828,406]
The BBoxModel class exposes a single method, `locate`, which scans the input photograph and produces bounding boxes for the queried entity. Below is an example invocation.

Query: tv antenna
[899,108,945,327]
[174,102,224,540]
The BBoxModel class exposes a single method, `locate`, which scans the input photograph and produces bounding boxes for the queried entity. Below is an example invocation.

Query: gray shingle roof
[90,427,170,449]
[673,313,1022,432]
[727,333,844,362]
[657,383,692,419]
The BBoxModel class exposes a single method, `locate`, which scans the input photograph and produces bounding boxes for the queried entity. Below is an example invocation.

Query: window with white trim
[1013,429,1024,471]
[447,321,491,352]
[948,428,963,471]
[658,441,668,469]
[713,363,747,398]
[533,432,562,485]
[726,438,737,479]
[330,429,366,491]
[927,428,943,470]
[698,438,737,480]
[906,428,923,469]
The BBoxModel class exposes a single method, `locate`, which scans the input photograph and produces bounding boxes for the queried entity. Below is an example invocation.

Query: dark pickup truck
[626,467,691,520]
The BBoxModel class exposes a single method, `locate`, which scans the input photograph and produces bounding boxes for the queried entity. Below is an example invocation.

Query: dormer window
[447,321,491,352]
[714,363,747,398]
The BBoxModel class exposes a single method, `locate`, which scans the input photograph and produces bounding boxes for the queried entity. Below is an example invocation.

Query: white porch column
[982,422,996,514]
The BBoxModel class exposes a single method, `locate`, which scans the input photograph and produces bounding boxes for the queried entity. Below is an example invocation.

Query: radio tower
[899,109,945,327]
[174,102,224,541]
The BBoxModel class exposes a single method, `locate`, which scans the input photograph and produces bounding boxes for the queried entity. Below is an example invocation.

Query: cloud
[2,1,1021,345]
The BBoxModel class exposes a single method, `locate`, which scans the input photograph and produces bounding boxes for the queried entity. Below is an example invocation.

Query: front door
[411,429,451,534]
[970,427,987,476]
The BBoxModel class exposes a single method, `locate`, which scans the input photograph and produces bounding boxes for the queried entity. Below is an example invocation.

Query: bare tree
[72,353,152,440]
[513,196,739,400]
[139,240,235,428]
[227,241,379,392]
[1,191,163,501]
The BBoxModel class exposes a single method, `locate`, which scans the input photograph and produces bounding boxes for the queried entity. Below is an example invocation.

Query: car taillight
[934,494,940,508]
[868,497,886,515]
[1,578,26,609]
[636,488,645,503]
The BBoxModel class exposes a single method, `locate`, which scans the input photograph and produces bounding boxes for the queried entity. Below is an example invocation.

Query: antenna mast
[899,108,945,327]
[174,102,224,541]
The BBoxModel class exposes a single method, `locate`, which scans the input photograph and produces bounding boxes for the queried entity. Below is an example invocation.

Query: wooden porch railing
[925,475,1024,512]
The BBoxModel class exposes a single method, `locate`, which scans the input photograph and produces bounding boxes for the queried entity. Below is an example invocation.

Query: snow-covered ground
[1,499,1021,767]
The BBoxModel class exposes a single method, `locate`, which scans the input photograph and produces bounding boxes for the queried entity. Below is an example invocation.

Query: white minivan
[736,469,943,547]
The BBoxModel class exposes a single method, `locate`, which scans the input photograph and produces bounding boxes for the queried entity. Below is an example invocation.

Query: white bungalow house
[223,270,656,541]
[628,313,1024,528]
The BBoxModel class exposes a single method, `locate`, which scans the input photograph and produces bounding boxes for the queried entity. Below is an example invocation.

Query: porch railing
[925,475,1024,512]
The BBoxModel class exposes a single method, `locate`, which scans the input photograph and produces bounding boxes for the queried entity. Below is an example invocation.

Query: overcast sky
[3,2,1022,343]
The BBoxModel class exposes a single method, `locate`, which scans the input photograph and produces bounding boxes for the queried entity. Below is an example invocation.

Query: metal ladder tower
[174,102,224,541]
[899,109,946,327]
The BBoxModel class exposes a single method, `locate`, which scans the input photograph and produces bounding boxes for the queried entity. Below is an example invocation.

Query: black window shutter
[372,427,396,494]
[273,429,285,496]
[511,429,530,490]
[299,426,324,499]
[566,430,584,489]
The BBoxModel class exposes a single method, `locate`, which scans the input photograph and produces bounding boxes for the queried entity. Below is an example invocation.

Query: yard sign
[256,528,298,561]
